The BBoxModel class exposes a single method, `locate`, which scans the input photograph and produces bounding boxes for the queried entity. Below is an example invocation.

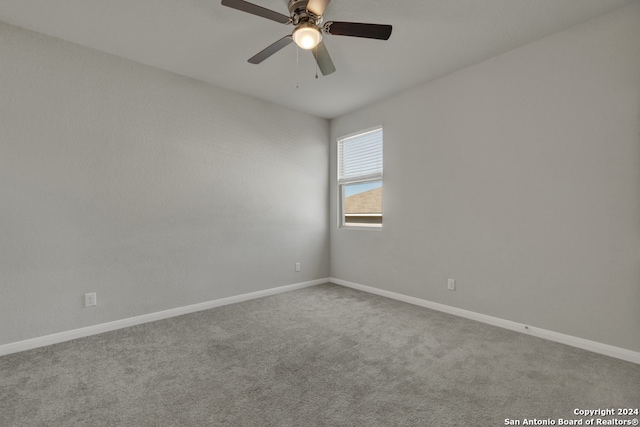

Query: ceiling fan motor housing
[289,0,323,26]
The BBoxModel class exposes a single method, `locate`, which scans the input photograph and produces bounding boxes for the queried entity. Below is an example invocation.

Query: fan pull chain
[315,46,319,79]
[296,46,299,89]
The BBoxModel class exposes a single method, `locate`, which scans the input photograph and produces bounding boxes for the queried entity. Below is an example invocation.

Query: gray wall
[330,3,640,352]
[0,22,329,346]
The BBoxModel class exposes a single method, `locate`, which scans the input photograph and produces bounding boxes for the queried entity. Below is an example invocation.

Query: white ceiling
[0,0,635,119]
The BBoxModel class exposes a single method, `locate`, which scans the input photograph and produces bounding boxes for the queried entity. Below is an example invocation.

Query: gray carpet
[1,283,639,426]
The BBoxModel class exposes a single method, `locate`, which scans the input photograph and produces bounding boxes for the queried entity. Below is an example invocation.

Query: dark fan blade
[248,36,293,64]
[325,21,392,40]
[307,0,330,16]
[311,41,336,75]
[221,0,290,24]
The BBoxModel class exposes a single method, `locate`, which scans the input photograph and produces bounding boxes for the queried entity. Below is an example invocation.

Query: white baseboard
[5,277,638,365]
[330,277,640,365]
[0,278,329,357]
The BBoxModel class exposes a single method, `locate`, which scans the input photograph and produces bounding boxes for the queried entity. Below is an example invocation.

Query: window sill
[339,224,383,231]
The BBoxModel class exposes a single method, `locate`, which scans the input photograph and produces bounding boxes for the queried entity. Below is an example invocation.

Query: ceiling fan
[221,0,392,75]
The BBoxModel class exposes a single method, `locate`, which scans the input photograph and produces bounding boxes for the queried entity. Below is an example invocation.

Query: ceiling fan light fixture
[292,23,322,50]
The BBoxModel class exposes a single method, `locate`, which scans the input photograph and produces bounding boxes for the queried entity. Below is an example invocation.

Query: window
[338,127,383,228]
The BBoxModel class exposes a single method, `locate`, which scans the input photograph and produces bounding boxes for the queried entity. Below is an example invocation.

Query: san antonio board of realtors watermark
[504,408,639,426]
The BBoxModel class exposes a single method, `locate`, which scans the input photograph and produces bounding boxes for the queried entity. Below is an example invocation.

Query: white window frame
[337,126,383,230]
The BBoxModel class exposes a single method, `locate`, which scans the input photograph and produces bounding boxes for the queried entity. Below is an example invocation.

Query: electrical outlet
[447,278,456,291]
[295,262,301,272]
[85,292,97,307]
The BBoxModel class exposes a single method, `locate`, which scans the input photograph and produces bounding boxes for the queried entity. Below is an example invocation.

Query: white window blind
[338,128,383,183]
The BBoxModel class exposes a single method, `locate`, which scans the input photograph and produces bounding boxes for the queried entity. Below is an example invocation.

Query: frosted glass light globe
[293,24,322,50]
